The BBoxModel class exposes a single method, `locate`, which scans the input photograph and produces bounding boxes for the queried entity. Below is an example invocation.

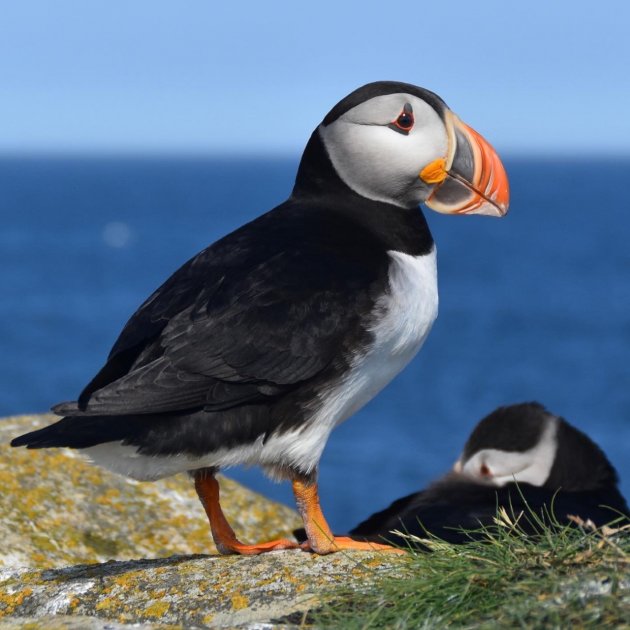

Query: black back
[349,475,629,547]
[547,418,620,492]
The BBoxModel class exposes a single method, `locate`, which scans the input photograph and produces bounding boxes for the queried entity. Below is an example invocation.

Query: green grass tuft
[315,507,630,628]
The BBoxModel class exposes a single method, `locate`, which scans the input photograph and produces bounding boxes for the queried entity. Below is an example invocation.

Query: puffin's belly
[82,248,438,480]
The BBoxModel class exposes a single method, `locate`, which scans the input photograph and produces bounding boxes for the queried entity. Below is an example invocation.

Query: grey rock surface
[0,551,403,628]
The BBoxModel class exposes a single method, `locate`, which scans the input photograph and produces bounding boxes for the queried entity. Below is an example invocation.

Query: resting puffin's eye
[388,103,414,135]
[480,464,491,477]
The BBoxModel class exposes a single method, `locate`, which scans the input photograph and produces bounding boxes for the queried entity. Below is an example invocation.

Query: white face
[318,93,448,208]
[454,418,559,487]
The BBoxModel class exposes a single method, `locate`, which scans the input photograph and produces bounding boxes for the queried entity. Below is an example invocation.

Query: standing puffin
[350,403,629,546]
[12,81,509,555]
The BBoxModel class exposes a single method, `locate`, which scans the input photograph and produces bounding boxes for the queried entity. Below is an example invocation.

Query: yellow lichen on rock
[143,600,171,617]
[230,593,249,611]
[0,551,405,627]
[0,415,301,568]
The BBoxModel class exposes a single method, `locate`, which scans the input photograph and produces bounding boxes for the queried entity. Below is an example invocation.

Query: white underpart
[319,93,448,208]
[458,417,559,487]
[82,248,439,481]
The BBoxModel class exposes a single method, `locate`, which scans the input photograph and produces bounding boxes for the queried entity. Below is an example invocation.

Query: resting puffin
[12,81,509,555]
[350,403,629,546]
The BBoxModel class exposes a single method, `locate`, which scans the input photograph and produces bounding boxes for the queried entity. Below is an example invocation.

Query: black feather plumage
[348,476,629,547]
[11,129,434,459]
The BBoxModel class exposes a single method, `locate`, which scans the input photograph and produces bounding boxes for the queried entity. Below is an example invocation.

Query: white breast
[82,248,439,480]
[371,247,439,355]
[335,247,438,413]
[261,247,439,474]
[351,246,439,408]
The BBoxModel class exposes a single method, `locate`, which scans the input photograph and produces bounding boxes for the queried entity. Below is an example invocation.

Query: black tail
[10,414,143,449]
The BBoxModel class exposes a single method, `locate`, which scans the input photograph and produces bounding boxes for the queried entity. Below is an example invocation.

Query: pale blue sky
[1,1,629,154]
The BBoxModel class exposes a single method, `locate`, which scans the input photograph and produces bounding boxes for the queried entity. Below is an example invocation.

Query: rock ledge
[0,415,404,627]
[1,551,403,628]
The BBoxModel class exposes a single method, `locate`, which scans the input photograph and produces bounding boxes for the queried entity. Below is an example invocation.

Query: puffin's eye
[388,103,414,135]
[480,464,491,477]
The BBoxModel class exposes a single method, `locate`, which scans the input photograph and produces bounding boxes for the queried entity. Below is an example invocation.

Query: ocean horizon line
[0,149,629,162]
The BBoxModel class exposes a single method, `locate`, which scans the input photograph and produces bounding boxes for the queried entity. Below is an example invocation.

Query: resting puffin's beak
[420,111,509,217]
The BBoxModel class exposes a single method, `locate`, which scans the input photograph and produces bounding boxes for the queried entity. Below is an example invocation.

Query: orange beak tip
[424,113,510,217]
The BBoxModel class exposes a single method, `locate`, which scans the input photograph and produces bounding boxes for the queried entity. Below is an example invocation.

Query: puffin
[349,403,629,546]
[11,81,509,555]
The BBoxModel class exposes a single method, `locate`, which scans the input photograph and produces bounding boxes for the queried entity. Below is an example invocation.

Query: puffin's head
[453,403,559,488]
[316,81,509,215]
[453,402,620,492]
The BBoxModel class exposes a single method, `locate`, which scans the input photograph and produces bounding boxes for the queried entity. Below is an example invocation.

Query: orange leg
[194,470,299,555]
[292,478,406,555]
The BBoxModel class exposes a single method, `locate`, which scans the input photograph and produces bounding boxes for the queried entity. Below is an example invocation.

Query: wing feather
[70,205,387,417]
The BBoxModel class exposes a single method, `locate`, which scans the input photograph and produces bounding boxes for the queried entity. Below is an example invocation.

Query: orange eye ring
[393,111,414,131]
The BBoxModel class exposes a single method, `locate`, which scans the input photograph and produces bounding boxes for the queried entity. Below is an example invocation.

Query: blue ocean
[1,155,629,532]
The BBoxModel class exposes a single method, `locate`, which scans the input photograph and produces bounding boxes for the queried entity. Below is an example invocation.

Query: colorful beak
[420,111,509,217]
